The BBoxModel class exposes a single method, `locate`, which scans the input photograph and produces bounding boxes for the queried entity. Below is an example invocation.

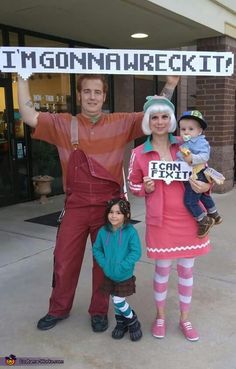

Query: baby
[177,110,223,238]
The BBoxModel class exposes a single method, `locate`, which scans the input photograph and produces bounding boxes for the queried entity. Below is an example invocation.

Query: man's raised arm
[160,76,180,100]
[18,75,39,128]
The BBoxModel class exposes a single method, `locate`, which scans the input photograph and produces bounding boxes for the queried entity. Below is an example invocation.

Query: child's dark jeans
[184,170,216,221]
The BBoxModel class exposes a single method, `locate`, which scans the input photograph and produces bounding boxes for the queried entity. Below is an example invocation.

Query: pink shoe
[152,318,166,338]
[179,320,199,341]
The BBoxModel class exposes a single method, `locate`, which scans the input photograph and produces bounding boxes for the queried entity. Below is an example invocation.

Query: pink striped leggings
[153,258,195,313]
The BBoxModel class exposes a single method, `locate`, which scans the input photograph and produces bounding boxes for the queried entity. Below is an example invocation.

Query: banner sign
[0,47,234,79]
[148,160,192,185]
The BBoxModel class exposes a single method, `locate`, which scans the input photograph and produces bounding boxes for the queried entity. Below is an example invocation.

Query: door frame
[0,77,32,206]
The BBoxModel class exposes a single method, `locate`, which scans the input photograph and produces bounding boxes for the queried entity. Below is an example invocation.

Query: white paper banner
[148,160,192,185]
[0,47,234,79]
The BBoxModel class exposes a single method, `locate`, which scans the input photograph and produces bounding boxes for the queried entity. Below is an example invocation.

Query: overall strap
[123,167,128,200]
[70,115,128,197]
[59,116,79,221]
[70,116,79,149]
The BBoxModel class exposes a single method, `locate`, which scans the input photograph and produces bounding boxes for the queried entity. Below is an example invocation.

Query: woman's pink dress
[129,138,211,260]
[146,180,211,259]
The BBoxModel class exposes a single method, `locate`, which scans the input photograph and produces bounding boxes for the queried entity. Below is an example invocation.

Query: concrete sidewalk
[0,189,236,369]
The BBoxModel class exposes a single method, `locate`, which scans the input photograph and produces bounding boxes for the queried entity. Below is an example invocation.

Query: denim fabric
[184,170,216,219]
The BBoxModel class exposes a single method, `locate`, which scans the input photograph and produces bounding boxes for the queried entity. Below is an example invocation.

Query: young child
[93,198,142,341]
[176,110,223,238]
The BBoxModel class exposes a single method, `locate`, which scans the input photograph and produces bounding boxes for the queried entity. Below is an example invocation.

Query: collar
[188,135,205,143]
[80,113,103,124]
[143,133,178,153]
[90,115,101,124]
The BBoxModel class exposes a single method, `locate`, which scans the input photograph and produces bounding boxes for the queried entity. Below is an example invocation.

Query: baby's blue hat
[178,110,207,130]
[143,95,175,113]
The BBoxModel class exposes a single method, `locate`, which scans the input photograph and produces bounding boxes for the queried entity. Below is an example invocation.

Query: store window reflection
[28,73,69,194]
[0,87,13,201]
[9,32,19,46]
[11,72,30,199]
[28,73,70,113]
[25,35,68,48]
[0,31,5,79]
[23,36,70,195]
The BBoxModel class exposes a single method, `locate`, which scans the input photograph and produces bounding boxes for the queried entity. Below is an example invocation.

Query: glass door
[0,78,31,206]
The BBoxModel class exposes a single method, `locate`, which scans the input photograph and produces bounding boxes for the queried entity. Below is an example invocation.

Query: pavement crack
[0,247,53,269]
[0,228,55,242]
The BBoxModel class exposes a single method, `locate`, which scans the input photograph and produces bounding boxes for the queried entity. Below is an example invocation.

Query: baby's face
[179,118,202,141]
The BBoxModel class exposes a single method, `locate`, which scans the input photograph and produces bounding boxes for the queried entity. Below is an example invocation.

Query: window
[24,36,71,194]
[9,32,19,46]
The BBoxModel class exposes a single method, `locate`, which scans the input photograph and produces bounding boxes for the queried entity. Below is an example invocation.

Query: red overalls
[48,148,121,317]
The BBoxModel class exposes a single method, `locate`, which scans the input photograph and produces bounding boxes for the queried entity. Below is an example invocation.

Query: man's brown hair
[76,74,108,94]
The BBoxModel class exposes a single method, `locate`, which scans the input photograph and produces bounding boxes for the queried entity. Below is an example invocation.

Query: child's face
[108,204,125,230]
[179,118,202,140]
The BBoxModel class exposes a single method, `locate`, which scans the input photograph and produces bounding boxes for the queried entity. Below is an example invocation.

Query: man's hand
[165,75,180,88]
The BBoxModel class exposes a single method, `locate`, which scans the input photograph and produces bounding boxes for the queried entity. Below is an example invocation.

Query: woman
[128,95,211,341]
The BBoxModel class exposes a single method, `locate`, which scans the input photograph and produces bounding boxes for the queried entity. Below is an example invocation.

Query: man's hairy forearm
[160,76,180,100]
[160,85,175,100]
[18,75,39,127]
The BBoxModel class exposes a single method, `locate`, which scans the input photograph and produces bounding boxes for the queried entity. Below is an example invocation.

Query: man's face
[77,78,106,118]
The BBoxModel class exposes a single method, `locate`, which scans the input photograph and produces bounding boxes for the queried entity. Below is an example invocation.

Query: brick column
[196,36,236,193]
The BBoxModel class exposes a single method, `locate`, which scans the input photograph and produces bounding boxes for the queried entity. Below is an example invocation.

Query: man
[18,73,179,332]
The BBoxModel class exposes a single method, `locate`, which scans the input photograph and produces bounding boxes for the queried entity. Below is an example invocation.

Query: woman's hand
[143,176,155,193]
[189,178,211,193]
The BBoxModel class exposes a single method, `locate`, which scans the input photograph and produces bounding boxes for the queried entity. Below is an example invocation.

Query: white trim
[147,240,210,253]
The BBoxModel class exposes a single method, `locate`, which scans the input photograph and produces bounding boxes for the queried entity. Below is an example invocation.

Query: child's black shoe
[112,315,128,339]
[127,311,142,342]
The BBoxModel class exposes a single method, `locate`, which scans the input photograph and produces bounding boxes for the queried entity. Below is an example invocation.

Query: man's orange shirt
[32,112,144,190]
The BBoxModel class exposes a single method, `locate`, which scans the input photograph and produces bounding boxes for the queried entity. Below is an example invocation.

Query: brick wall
[196,36,236,193]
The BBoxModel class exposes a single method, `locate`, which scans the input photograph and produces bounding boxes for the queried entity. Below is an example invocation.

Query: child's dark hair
[105,198,131,226]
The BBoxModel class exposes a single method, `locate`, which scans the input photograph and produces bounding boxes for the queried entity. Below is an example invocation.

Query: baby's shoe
[197,215,215,238]
[208,211,223,225]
